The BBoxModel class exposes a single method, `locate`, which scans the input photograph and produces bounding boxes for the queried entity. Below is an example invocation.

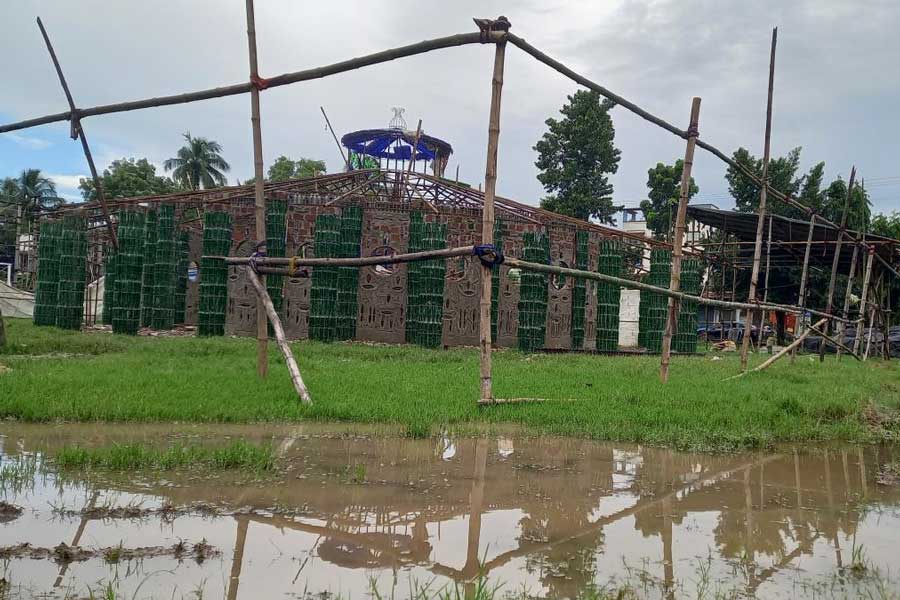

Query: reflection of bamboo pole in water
[226,516,249,600]
[793,450,802,508]
[841,451,850,496]
[662,495,674,600]
[824,451,842,568]
[464,439,489,578]
[857,447,868,498]
[743,467,757,590]
[53,490,100,588]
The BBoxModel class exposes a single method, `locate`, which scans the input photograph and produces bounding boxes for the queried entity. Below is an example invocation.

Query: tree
[13,169,62,235]
[163,132,230,190]
[820,177,871,232]
[534,90,621,223]
[871,211,900,239]
[79,158,181,201]
[725,147,803,217]
[245,156,327,184]
[639,160,698,240]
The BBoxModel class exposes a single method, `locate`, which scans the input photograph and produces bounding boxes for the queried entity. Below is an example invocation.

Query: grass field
[1,319,898,450]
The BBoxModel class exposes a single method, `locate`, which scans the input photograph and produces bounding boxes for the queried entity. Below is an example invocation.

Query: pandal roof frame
[53,168,677,251]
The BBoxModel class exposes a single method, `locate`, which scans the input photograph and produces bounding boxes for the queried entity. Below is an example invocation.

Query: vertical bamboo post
[853,245,875,356]
[245,0,268,378]
[740,27,777,372]
[819,167,856,362]
[760,213,773,350]
[36,17,117,251]
[836,242,859,360]
[791,213,817,363]
[659,97,701,383]
[478,17,510,405]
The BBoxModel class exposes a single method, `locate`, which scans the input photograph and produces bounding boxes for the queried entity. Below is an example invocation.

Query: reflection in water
[0,424,898,598]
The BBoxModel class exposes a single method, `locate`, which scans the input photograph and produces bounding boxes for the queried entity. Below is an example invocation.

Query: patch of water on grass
[0,423,899,598]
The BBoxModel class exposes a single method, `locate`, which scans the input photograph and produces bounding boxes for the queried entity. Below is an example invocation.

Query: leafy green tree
[244,156,327,185]
[78,158,181,201]
[13,169,61,233]
[163,132,230,190]
[534,90,621,223]
[0,178,19,259]
[725,147,803,217]
[639,160,699,240]
[820,177,871,232]
[871,211,900,239]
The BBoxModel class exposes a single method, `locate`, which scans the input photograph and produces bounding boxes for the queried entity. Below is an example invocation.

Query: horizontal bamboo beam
[501,256,852,323]
[0,32,496,134]
[236,244,851,324]
[224,244,476,267]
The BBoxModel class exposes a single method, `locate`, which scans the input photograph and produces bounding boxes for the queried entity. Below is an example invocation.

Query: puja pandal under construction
[7,12,899,404]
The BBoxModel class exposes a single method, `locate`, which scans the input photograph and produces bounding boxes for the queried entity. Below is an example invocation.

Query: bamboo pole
[226,244,475,267]
[836,242,859,360]
[791,214,817,363]
[740,28,778,372]
[727,318,827,379]
[36,17,117,250]
[252,252,854,324]
[0,32,494,134]
[245,268,312,404]
[819,167,856,362]
[501,256,852,323]
[245,0,268,378]
[478,17,509,405]
[853,246,875,356]
[807,324,861,361]
[659,97,700,383]
[320,106,350,170]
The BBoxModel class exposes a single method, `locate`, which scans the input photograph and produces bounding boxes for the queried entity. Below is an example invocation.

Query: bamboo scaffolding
[2,20,891,266]
[853,246,876,356]
[241,248,853,323]
[659,97,700,383]
[741,28,777,372]
[727,318,828,379]
[477,17,509,404]
[245,0,268,378]
[36,17,117,250]
[819,167,856,362]
[245,268,312,404]
[836,242,859,360]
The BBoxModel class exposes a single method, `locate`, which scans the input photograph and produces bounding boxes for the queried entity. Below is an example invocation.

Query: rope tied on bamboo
[250,74,270,90]
[474,243,504,266]
[249,240,267,274]
[474,16,510,43]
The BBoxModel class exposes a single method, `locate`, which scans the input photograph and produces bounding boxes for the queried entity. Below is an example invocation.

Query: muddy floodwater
[1,424,899,599]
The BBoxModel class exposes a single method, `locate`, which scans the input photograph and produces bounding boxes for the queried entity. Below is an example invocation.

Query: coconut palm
[15,169,61,230]
[163,132,231,190]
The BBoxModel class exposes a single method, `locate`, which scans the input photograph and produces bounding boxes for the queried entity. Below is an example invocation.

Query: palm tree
[163,132,231,190]
[16,169,61,232]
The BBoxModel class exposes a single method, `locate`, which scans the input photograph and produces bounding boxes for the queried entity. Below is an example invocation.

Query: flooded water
[1,424,899,599]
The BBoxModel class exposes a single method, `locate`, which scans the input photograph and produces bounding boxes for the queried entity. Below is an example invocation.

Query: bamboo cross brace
[726,317,828,380]
[245,267,312,404]
[807,325,861,361]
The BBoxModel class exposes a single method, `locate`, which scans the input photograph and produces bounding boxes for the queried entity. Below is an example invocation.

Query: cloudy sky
[2,0,899,220]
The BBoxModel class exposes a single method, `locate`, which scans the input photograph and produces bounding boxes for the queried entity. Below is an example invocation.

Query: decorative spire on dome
[388,107,407,130]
